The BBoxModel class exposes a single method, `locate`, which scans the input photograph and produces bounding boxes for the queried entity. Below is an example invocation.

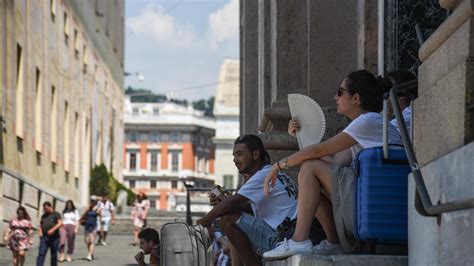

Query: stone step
[265,254,408,266]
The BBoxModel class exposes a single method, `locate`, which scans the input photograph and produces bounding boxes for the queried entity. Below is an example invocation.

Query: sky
[125,0,239,101]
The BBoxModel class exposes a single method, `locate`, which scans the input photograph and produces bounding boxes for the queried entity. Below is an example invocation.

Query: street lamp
[181,180,194,225]
[124,71,144,82]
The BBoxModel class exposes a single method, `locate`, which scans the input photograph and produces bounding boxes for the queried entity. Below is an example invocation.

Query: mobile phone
[210,187,221,197]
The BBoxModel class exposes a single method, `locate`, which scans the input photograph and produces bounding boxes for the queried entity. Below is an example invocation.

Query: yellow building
[0,0,125,230]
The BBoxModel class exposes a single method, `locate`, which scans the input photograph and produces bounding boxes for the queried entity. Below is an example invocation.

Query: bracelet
[276,161,282,171]
[281,157,289,169]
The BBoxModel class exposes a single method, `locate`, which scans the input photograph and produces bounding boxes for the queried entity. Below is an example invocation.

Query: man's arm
[48,217,63,236]
[197,194,250,226]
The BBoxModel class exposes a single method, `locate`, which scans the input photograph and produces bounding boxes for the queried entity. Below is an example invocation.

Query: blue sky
[125,0,239,101]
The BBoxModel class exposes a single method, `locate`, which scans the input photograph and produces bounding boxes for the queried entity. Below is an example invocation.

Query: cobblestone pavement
[0,234,139,266]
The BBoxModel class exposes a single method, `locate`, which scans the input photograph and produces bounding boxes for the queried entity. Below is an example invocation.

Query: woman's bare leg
[292,159,336,242]
[315,194,339,243]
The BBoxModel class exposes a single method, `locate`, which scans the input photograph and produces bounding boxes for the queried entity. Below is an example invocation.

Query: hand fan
[287,94,326,150]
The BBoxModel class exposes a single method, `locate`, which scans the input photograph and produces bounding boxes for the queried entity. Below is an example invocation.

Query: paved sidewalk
[0,235,139,266]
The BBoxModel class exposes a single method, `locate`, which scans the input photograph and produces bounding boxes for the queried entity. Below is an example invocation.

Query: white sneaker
[263,239,313,260]
[101,241,107,246]
[86,255,92,261]
[313,240,345,255]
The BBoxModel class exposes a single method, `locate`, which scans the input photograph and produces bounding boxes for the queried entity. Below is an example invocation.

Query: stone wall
[409,0,474,265]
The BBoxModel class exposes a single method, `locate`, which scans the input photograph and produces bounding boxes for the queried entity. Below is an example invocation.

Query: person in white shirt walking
[97,196,115,246]
[59,200,80,262]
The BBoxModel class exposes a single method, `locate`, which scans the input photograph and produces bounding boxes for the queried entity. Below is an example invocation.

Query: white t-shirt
[343,112,403,159]
[62,209,80,225]
[238,165,298,230]
[390,106,411,135]
[98,201,115,219]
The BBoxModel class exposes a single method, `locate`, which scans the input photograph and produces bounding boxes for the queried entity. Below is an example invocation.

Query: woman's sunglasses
[337,87,350,97]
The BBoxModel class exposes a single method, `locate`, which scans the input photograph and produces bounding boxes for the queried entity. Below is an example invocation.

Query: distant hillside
[125,86,214,117]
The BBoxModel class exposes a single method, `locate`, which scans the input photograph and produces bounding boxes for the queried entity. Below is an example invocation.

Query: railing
[389,80,474,216]
[0,164,66,214]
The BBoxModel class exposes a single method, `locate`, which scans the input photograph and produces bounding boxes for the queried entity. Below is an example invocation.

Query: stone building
[0,0,125,232]
[123,98,215,211]
[241,0,473,264]
[213,59,240,190]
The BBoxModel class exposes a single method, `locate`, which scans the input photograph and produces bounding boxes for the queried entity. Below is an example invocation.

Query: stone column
[257,0,271,122]
[409,0,474,264]
[240,0,259,135]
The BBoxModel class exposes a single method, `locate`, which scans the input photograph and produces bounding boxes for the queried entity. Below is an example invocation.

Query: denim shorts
[235,213,279,256]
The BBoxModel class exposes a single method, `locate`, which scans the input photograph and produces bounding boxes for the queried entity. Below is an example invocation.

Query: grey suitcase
[160,222,212,266]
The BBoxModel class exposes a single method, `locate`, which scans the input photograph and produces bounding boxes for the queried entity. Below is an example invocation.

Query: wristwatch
[280,157,289,169]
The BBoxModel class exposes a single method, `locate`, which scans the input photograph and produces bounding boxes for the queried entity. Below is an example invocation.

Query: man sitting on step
[197,134,298,266]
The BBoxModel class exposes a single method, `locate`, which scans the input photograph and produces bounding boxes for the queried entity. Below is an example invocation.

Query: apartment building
[123,98,215,211]
[0,0,125,232]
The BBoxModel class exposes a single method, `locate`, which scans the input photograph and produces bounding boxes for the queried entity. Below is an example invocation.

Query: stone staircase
[265,254,407,266]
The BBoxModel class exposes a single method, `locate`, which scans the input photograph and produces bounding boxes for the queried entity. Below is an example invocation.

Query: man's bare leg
[229,243,244,266]
[220,213,261,266]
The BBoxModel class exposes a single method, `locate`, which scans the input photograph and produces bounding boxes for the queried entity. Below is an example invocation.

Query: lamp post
[124,71,144,82]
[182,180,194,225]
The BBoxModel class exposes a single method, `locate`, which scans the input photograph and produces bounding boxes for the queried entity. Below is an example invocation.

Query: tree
[89,164,110,197]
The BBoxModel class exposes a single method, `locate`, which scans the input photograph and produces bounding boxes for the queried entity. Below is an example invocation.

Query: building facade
[123,99,215,211]
[0,0,125,232]
[213,59,240,190]
[240,0,473,264]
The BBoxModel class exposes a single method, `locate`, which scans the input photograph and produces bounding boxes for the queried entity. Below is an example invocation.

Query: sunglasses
[337,87,350,97]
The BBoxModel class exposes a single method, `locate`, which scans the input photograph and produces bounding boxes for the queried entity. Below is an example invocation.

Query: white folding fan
[287,94,326,150]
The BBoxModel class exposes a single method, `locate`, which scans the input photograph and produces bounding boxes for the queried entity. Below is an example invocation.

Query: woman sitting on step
[262,70,403,259]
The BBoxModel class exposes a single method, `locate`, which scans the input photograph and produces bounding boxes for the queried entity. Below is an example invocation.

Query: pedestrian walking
[59,200,80,262]
[3,206,34,266]
[36,201,63,266]
[81,195,101,261]
[97,195,115,246]
[131,192,149,245]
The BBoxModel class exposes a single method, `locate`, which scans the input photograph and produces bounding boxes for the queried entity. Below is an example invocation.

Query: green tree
[89,164,134,205]
[89,164,110,197]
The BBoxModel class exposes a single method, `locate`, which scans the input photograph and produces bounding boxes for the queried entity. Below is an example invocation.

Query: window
[16,43,24,139]
[75,177,79,189]
[171,180,178,189]
[64,101,70,171]
[50,0,56,21]
[150,180,156,189]
[150,152,158,172]
[35,67,42,152]
[50,86,57,162]
[82,44,88,73]
[224,175,234,189]
[181,134,190,142]
[73,29,79,59]
[128,133,137,142]
[74,113,80,177]
[150,133,159,143]
[139,133,148,142]
[63,12,69,45]
[65,171,69,183]
[153,108,159,116]
[171,152,179,172]
[129,153,137,171]
[129,180,136,189]
[170,132,179,143]
[132,108,139,116]
[150,200,156,209]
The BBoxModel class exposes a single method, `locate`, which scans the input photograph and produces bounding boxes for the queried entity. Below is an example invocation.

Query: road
[0,234,140,266]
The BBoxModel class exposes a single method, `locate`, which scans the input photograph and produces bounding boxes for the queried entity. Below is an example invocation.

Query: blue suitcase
[353,147,410,247]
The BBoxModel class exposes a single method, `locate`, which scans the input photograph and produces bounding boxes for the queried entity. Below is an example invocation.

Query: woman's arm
[264,132,357,195]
